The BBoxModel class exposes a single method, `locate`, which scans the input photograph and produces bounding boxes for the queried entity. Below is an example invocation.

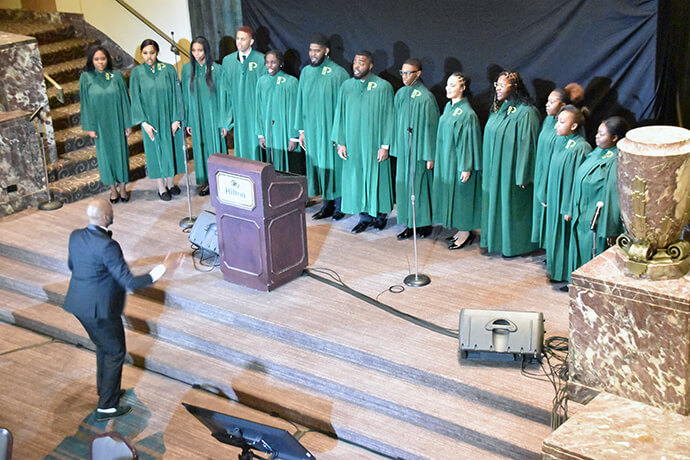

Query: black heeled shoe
[448,231,475,250]
[109,193,120,204]
[159,190,172,201]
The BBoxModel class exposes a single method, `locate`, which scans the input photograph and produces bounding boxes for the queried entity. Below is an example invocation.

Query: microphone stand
[403,123,430,287]
[171,31,196,229]
[31,105,63,211]
[268,119,275,168]
[590,202,604,259]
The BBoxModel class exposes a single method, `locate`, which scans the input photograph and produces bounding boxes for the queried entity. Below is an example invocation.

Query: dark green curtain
[655,0,689,126]
[187,0,242,63]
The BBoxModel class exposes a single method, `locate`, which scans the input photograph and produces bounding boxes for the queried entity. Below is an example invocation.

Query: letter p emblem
[277,76,286,85]
[367,82,378,91]
[322,66,332,75]
[249,62,257,71]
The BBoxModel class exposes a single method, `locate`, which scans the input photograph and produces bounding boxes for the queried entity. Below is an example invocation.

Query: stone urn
[616,125,690,280]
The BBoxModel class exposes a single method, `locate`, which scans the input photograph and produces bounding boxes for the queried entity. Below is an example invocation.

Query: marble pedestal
[542,392,690,459]
[569,247,690,415]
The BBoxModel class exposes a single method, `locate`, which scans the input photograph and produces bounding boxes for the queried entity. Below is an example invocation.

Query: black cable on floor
[305,267,458,339]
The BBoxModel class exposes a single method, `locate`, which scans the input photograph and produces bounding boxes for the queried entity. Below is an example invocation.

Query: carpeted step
[47,80,79,106]
[50,101,81,131]
[38,37,95,66]
[42,57,85,85]
[0,20,74,44]
[54,125,142,156]
[48,151,147,204]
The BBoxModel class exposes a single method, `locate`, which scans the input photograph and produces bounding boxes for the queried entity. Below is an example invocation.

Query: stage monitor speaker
[458,308,544,361]
[188,210,218,256]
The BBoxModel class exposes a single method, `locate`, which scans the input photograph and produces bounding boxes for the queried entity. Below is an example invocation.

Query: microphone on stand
[268,119,275,168]
[590,201,604,259]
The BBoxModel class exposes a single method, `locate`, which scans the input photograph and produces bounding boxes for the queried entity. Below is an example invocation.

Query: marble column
[0,30,57,162]
[569,247,690,415]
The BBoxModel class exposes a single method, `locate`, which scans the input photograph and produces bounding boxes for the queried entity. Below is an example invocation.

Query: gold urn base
[616,235,690,280]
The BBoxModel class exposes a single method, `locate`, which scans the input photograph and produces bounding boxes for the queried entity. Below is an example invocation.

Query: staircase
[0,9,146,204]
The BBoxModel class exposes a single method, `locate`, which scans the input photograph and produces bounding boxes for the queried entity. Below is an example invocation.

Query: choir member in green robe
[568,117,629,276]
[255,50,299,172]
[532,88,569,246]
[181,36,226,196]
[80,46,132,203]
[543,105,592,284]
[432,73,482,250]
[332,50,394,233]
[129,39,185,201]
[221,26,267,161]
[294,34,349,221]
[481,71,540,256]
[391,58,439,240]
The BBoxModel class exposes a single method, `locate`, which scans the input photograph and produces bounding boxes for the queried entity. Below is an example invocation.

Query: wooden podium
[208,154,308,291]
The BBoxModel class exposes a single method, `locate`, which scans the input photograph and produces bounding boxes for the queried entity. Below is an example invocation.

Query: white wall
[66,0,192,65]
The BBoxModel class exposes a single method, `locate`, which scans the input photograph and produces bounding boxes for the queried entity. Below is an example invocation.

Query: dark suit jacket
[64,225,153,319]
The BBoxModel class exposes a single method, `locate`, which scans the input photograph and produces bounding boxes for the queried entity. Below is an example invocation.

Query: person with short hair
[222,26,267,161]
[391,58,439,240]
[255,49,299,172]
[63,198,180,421]
[294,34,349,221]
[332,51,395,233]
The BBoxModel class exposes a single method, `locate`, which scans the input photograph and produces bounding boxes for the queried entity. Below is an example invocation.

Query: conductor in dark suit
[64,198,178,421]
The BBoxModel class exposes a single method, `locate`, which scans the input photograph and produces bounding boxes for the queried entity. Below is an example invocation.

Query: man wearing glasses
[390,58,439,240]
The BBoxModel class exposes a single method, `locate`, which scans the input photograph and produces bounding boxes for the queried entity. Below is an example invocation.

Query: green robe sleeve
[515,104,540,186]
[560,140,592,216]
[114,71,132,128]
[79,73,96,131]
[457,109,482,172]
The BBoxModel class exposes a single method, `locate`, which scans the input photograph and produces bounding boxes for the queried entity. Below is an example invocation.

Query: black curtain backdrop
[241,0,659,134]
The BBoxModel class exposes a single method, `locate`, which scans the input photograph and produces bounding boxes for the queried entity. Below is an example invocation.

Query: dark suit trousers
[76,315,126,409]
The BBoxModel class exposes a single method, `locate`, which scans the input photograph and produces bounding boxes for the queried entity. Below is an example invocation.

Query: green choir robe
[543,133,592,282]
[255,70,299,172]
[221,49,267,161]
[531,115,562,246]
[480,100,540,256]
[332,74,394,216]
[294,57,349,199]
[391,81,439,227]
[432,98,482,231]
[568,146,623,275]
[79,70,132,185]
[129,60,185,179]
[181,60,226,186]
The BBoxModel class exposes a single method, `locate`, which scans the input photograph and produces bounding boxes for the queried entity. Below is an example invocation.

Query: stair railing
[113,0,190,59]
[44,73,64,104]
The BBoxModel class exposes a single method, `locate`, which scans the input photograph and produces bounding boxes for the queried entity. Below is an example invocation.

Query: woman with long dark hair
[480,71,540,256]
[129,38,185,201]
[432,72,482,250]
[79,45,132,202]
[180,36,226,196]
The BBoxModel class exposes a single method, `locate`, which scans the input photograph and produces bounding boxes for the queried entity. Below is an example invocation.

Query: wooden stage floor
[0,174,577,459]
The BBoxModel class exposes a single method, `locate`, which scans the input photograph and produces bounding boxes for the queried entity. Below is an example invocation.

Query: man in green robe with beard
[391,58,439,240]
[295,34,349,220]
[332,50,394,233]
[221,26,267,161]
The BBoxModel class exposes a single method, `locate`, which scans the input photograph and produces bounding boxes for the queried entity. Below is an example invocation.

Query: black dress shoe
[119,191,129,203]
[169,185,181,195]
[351,221,370,234]
[159,190,172,201]
[332,211,345,221]
[372,220,386,231]
[397,228,413,240]
[417,226,432,238]
[95,405,131,421]
[198,185,210,196]
[109,194,120,204]
[312,206,334,220]
[559,285,569,292]
[445,235,456,242]
[448,231,475,250]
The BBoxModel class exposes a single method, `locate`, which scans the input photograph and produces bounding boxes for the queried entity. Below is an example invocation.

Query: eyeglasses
[494,82,512,90]
[399,70,420,77]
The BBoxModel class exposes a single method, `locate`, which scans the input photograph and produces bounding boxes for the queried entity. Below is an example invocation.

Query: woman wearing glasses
[480,71,540,256]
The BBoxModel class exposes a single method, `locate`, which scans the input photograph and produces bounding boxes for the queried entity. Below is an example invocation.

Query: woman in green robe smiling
[481,71,540,256]
[181,36,226,196]
[432,72,482,250]
[129,39,185,201]
[79,45,132,203]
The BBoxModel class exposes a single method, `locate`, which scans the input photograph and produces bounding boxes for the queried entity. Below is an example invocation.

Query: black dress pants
[76,315,126,409]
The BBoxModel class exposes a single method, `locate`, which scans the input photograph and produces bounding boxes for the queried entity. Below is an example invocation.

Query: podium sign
[208,154,308,291]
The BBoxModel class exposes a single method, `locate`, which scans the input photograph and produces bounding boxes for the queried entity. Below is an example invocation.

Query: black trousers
[76,315,126,409]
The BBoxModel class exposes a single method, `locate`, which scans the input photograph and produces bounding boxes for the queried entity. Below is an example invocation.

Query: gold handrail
[113,0,189,59]
[44,73,64,104]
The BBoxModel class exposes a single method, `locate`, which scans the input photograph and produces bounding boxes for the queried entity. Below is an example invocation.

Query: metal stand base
[179,216,196,229]
[404,273,431,287]
[38,200,63,211]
